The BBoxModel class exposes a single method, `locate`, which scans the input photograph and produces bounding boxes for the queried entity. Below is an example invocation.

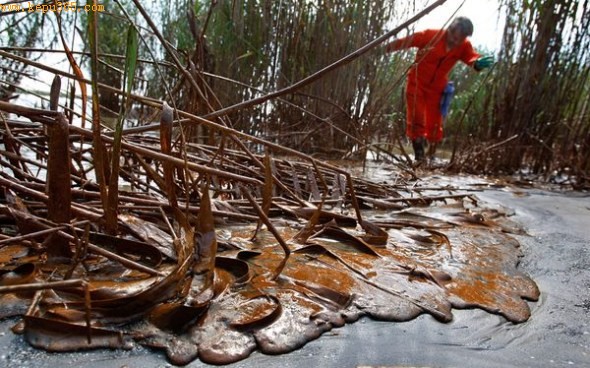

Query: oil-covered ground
[1,171,588,368]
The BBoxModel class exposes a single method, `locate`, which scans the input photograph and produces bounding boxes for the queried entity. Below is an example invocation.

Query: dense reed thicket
[446,0,590,183]
[153,0,407,157]
[1,0,588,182]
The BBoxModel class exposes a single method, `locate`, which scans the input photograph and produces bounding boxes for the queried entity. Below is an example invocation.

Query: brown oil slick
[0,192,539,366]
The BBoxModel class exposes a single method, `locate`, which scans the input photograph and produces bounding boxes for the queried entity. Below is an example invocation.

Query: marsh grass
[1,0,588,186]
[445,0,590,186]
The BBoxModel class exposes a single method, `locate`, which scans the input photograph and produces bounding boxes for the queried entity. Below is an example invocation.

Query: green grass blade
[106,25,139,233]
[87,0,109,213]
[123,26,139,102]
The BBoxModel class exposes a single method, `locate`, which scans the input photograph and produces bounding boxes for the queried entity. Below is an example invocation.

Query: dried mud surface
[1,173,588,368]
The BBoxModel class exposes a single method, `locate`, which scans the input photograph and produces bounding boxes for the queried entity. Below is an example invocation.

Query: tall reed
[447,0,590,184]
[2,0,588,184]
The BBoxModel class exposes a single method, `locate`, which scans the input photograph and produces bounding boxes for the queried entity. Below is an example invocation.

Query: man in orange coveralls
[385,17,494,163]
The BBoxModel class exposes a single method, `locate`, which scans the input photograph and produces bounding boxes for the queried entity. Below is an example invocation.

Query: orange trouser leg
[425,89,443,142]
[406,86,444,143]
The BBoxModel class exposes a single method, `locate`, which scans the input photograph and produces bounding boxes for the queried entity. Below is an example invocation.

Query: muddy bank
[1,178,588,368]
[225,181,590,368]
[239,182,590,368]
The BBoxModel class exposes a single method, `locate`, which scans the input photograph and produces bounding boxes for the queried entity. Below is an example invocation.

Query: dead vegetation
[0,80,539,365]
[0,0,560,365]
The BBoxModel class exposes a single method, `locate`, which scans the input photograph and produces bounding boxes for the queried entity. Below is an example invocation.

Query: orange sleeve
[384,30,430,53]
[460,40,481,67]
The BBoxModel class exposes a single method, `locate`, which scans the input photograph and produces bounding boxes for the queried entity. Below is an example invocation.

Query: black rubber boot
[412,137,425,163]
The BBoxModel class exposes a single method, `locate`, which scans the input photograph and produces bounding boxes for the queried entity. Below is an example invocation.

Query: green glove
[474,55,494,71]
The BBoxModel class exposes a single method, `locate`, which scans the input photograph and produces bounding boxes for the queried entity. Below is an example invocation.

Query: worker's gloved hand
[474,55,494,71]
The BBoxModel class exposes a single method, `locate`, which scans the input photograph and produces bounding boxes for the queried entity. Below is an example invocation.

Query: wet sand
[1,182,589,367]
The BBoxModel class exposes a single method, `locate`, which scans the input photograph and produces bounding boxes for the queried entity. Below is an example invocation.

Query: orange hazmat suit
[386,29,480,142]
